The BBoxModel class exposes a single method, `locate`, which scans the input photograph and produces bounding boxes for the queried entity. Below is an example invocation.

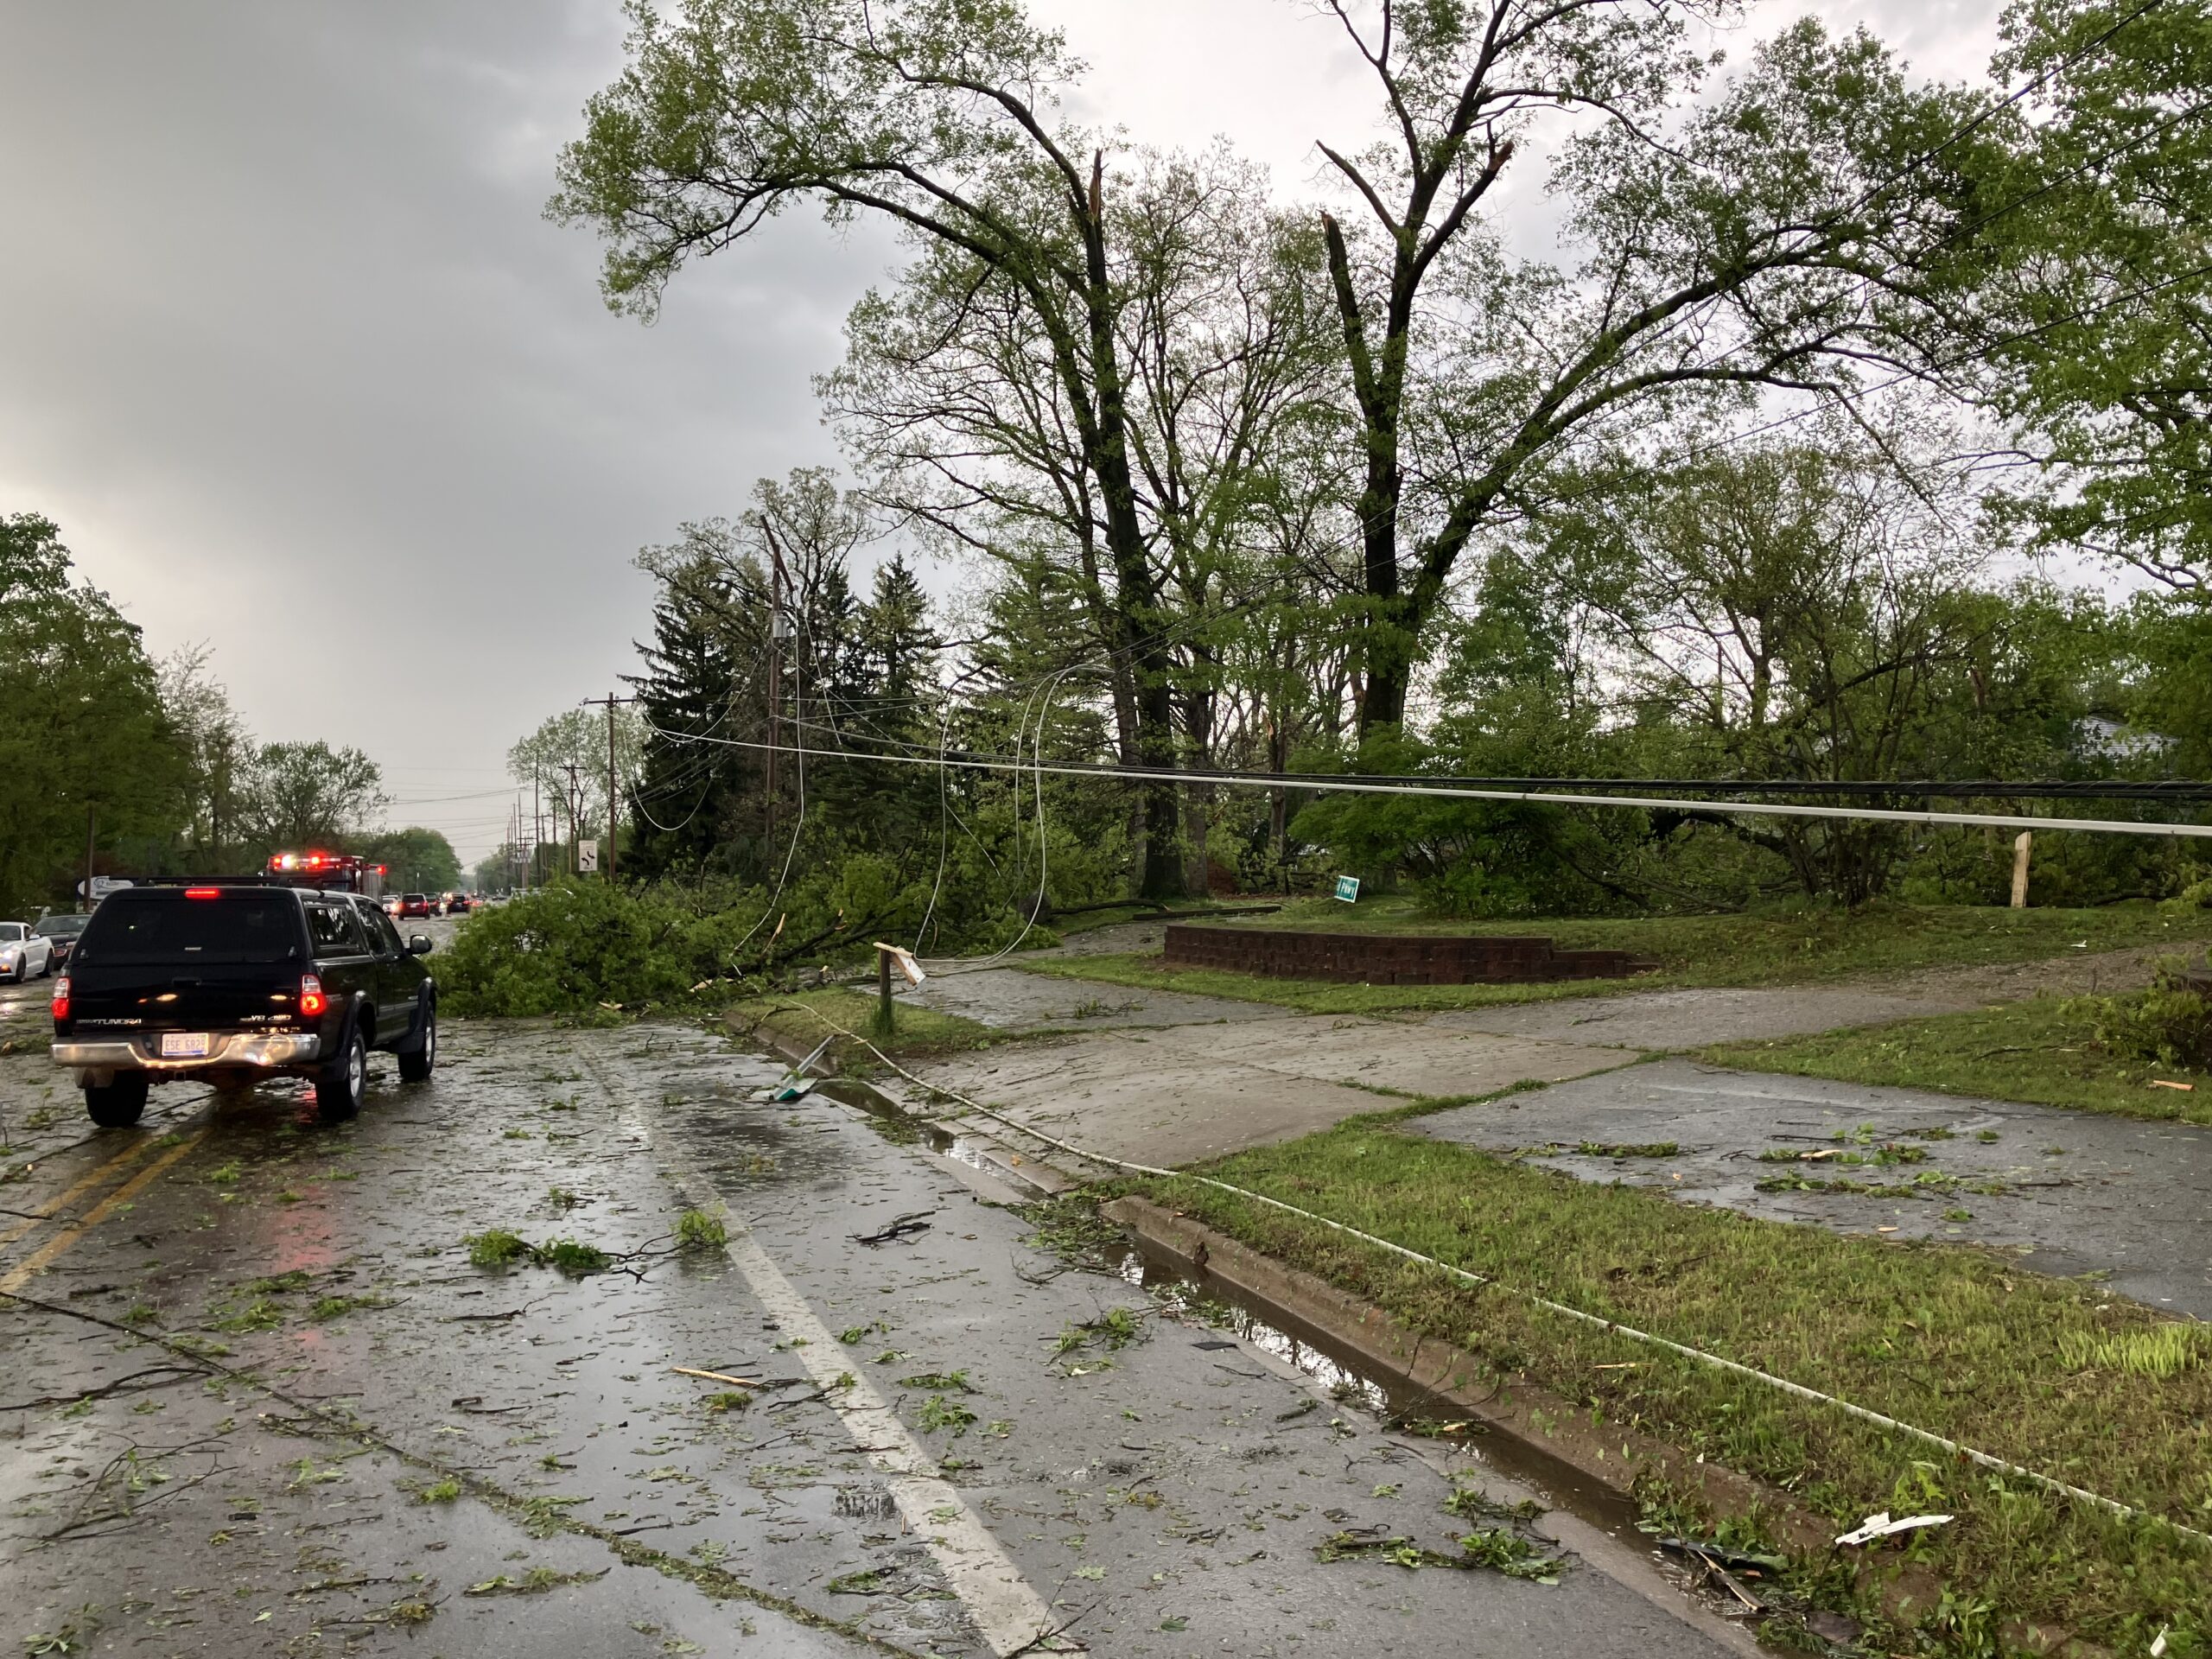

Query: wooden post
[2010,830,2033,909]
[874,944,895,1039]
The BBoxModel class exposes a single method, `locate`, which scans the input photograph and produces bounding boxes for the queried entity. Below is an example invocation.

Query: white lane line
[573,1044,1063,1658]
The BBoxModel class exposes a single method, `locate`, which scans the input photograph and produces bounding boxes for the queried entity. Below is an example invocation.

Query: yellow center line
[0,1137,160,1250]
[0,1133,207,1297]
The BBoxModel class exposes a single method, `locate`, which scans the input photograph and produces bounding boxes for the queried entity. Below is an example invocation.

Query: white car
[0,922,54,982]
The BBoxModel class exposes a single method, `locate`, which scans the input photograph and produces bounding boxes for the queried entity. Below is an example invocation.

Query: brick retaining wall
[1161,925,1655,986]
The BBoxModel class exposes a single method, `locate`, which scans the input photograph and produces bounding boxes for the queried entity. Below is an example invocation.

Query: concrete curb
[1101,1195,1803,1536]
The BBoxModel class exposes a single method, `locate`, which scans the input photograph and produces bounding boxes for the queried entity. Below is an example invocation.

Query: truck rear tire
[316,1027,366,1122]
[85,1075,149,1128]
[397,1001,435,1084]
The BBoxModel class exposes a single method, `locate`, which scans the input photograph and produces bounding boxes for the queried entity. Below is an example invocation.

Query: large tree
[824,146,1351,889]
[157,644,254,872]
[244,741,386,855]
[550,0,1192,896]
[356,826,462,894]
[1302,5,1988,733]
[1541,425,2005,902]
[508,706,645,855]
[0,513,183,915]
[1967,0,2212,594]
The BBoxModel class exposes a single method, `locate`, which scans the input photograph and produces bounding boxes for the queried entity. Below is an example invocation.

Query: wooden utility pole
[560,762,585,874]
[84,804,96,912]
[582,695,621,880]
[761,522,791,844]
[2011,831,2033,909]
[605,697,619,880]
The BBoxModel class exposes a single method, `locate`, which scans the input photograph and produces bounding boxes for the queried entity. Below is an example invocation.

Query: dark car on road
[51,880,438,1127]
[34,911,92,971]
[437,892,471,916]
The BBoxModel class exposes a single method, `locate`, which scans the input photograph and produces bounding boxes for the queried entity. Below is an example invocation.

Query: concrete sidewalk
[914,1018,1625,1166]
[1409,1059,2212,1320]
[902,949,2212,1319]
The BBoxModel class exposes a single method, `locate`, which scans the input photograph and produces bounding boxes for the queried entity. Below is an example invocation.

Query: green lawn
[728,988,996,1068]
[1704,997,2212,1125]
[1133,1123,2211,1652]
[1018,900,2212,1014]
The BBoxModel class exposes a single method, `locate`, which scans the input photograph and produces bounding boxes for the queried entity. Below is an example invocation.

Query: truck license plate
[161,1032,211,1058]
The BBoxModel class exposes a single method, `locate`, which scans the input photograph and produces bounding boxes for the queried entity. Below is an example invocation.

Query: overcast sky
[0,0,2005,863]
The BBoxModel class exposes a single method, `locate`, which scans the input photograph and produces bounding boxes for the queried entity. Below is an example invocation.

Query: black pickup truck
[51,880,438,1127]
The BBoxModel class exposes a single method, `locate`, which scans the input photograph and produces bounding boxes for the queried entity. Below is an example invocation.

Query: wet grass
[729,988,997,1064]
[1130,1123,2212,1651]
[1703,997,2212,1125]
[1019,900,2212,1014]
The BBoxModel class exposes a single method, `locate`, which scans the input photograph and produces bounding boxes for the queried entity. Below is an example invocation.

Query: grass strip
[730,988,998,1064]
[1703,996,2212,1126]
[1020,900,2212,1014]
[1131,1122,2211,1651]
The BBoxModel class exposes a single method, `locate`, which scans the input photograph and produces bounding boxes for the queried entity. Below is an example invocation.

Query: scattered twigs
[0,1364,201,1413]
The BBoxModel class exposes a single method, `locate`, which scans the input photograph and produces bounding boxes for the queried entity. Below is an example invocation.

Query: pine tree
[625,554,750,878]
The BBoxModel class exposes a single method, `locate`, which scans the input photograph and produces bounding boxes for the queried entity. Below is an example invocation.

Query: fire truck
[266,852,387,899]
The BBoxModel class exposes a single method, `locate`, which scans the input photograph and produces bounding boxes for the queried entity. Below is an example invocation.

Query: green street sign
[1333,874,1360,903]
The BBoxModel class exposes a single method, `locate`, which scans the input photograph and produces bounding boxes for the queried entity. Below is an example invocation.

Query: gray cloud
[0,0,2001,859]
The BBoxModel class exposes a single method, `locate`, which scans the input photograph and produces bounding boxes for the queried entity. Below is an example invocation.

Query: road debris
[1834,1510,1953,1547]
[670,1366,761,1389]
[752,1036,835,1103]
[851,1211,934,1246]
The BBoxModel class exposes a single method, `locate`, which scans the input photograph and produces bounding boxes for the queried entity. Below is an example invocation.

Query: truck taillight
[51,976,69,1022]
[298,974,327,1018]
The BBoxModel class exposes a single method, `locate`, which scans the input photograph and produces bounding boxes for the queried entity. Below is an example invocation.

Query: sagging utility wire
[783,1001,2212,1554]
[640,721,2212,842]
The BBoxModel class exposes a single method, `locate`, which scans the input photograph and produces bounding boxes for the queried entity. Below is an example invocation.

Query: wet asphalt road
[0,1004,1748,1658]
